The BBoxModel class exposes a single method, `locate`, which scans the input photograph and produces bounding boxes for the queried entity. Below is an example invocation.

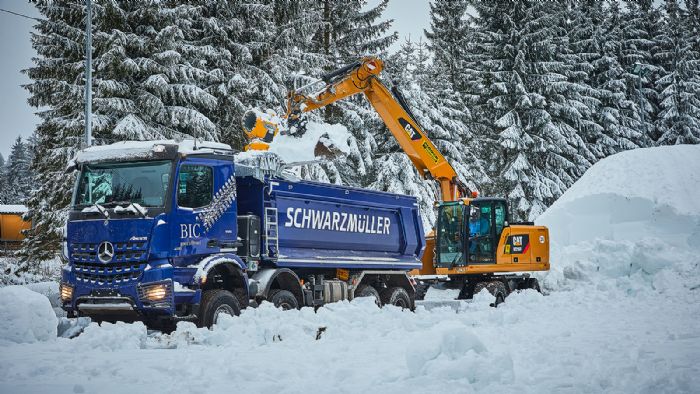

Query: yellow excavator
[243,57,549,302]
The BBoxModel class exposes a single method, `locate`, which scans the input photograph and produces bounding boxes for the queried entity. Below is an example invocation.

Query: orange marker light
[471,191,479,198]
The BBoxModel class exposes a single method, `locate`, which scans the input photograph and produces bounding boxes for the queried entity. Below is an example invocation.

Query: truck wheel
[354,285,381,306]
[380,287,413,310]
[199,289,241,328]
[268,289,299,310]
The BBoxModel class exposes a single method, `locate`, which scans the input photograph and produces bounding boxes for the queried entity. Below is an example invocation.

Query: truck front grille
[70,240,149,286]
[73,262,147,285]
[70,241,148,263]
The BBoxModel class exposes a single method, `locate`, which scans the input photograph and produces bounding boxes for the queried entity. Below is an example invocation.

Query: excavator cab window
[436,203,465,267]
[468,201,495,264]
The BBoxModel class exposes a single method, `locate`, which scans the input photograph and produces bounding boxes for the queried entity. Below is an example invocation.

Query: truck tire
[268,289,299,310]
[380,287,413,310]
[199,289,241,328]
[354,285,381,306]
[472,281,508,307]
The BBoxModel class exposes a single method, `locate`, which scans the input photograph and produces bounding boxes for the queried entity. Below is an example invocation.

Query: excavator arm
[276,57,469,202]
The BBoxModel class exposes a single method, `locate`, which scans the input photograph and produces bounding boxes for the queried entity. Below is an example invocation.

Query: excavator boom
[282,57,468,202]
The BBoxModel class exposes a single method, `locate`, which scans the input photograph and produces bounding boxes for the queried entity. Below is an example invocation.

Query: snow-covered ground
[1,145,699,393]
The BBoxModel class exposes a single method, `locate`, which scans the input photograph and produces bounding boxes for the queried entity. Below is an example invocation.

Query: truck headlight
[60,283,73,302]
[143,284,167,301]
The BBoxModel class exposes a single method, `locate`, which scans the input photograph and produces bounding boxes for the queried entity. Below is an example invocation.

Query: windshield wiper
[101,200,133,207]
[104,201,148,218]
[81,203,110,219]
[126,202,148,218]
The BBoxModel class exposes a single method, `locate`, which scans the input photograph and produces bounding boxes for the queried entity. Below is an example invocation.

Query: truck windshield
[437,203,464,266]
[74,161,172,208]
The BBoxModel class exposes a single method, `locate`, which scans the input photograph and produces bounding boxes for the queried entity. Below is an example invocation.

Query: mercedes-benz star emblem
[97,241,114,263]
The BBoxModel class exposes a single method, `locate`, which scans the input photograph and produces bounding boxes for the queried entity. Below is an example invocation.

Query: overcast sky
[0,0,429,159]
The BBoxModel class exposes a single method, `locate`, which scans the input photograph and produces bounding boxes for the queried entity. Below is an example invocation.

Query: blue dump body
[236,176,424,270]
[61,143,425,325]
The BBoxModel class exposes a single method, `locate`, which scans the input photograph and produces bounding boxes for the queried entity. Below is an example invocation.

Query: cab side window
[178,165,213,208]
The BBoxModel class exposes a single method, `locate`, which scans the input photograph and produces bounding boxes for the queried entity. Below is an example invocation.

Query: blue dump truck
[59,140,424,328]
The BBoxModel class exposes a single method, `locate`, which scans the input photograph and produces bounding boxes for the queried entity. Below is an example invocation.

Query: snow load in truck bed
[537,144,700,290]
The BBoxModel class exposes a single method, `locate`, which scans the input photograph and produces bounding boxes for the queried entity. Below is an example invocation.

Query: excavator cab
[436,198,509,268]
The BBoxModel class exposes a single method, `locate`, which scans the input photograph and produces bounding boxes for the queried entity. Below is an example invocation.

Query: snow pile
[73,321,148,351]
[537,145,700,290]
[268,121,352,163]
[0,286,57,344]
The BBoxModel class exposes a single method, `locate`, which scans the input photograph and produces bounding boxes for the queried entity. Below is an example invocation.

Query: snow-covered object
[71,140,232,166]
[0,205,28,214]
[0,286,57,344]
[537,145,700,290]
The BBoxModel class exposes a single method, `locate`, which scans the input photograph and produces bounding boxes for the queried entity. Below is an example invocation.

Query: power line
[0,7,43,22]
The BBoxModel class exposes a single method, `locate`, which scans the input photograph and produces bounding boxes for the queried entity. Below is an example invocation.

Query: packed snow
[268,121,352,163]
[0,286,57,344]
[537,144,700,291]
[1,145,699,393]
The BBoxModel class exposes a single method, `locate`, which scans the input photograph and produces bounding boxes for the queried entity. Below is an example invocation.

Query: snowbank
[537,145,700,290]
[0,285,57,344]
[2,290,698,393]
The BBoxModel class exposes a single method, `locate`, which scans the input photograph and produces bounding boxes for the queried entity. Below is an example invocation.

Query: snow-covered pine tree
[262,0,327,93]
[468,0,595,221]
[653,0,700,144]
[21,0,87,264]
[179,0,278,149]
[620,0,660,143]
[424,0,470,94]
[564,0,643,158]
[4,137,33,204]
[299,0,397,187]
[591,0,645,154]
[91,0,220,144]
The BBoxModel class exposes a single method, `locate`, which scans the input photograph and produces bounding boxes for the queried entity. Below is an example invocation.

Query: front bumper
[62,264,201,320]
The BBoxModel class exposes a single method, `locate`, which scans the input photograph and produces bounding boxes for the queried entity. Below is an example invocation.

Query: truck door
[172,159,237,262]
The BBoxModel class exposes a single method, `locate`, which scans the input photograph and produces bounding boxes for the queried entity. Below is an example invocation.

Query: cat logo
[398,117,422,141]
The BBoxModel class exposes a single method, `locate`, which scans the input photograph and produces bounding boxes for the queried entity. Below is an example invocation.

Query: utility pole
[84,0,92,147]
